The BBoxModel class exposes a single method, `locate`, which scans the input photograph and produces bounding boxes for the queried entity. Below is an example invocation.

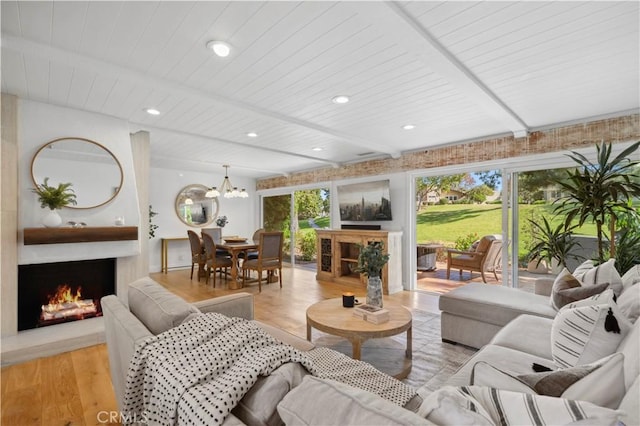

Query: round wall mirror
[175,184,220,227]
[31,137,124,209]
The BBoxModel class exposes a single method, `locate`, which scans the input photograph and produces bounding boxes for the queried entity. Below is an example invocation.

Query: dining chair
[187,230,205,281]
[242,231,283,292]
[239,228,264,263]
[202,232,233,287]
[201,227,230,256]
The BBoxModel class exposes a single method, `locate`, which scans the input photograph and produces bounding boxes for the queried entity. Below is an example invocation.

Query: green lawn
[417,204,597,260]
[294,206,598,262]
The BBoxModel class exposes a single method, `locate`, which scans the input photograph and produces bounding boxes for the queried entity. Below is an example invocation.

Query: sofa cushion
[489,314,553,360]
[419,386,623,426]
[439,283,556,328]
[621,265,640,292]
[471,353,626,409]
[233,362,308,426]
[618,282,640,323]
[277,376,433,426]
[446,344,555,388]
[551,301,632,368]
[550,268,609,310]
[573,259,623,297]
[617,318,640,390]
[128,277,199,335]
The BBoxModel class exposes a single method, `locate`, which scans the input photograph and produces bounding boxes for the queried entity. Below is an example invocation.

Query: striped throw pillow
[420,386,623,425]
[551,301,632,368]
[573,258,623,297]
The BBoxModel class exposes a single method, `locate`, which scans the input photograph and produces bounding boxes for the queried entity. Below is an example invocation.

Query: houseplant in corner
[31,177,77,227]
[554,141,640,273]
[355,241,390,308]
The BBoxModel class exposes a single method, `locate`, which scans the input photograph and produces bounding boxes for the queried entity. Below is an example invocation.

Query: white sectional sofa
[103,277,638,425]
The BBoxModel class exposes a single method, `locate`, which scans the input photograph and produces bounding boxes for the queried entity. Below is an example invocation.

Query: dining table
[217,240,258,289]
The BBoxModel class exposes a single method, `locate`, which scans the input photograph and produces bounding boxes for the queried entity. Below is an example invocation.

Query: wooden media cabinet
[315,229,402,294]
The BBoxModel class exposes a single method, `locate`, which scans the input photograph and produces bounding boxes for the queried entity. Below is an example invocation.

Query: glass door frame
[407,142,628,291]
[258,182,332,269]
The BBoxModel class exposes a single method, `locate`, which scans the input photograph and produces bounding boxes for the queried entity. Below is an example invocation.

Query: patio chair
[446,234,502,283]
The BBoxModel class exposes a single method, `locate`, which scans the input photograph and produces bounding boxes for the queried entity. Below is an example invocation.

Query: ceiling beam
[3,35,401,159]
[135,122,341,169]
[378,2,530,138]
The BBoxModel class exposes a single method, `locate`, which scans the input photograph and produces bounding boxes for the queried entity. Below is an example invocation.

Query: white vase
[42,209,62,228]
[366,276,383,308]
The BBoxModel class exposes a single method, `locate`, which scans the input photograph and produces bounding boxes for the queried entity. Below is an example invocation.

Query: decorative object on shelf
[115,216,125,226]
[31,177,77,228]
[149,205,159,239]
[205,165,249,199]
[67,221,87,228]
[216,215,229,228]
[355,241,390,308]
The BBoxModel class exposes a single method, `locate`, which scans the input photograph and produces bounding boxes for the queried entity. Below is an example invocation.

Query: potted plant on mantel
[355,241,390,308]
[31,177,77,227]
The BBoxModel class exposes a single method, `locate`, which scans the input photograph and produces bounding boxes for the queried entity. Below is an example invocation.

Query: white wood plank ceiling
[2,1,638,179]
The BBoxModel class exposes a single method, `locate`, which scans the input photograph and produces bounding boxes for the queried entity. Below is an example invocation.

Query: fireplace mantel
[23,226,138,245]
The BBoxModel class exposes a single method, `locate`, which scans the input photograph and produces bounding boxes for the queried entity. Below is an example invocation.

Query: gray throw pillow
[550,268,609,310]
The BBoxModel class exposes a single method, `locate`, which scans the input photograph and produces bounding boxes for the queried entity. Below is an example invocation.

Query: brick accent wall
[257,113,640,190]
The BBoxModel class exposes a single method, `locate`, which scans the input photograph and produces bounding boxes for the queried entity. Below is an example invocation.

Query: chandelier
[206,165,248,199]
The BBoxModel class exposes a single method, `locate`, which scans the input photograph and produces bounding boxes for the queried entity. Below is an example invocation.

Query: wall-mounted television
[338,179,392,221]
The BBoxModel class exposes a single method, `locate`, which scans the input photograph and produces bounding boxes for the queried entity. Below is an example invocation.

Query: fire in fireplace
[18,258,115,331]
[40,284,98,324]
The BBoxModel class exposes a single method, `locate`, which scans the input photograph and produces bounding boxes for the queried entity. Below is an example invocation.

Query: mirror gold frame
[31,137,124,209]
[175,184,220,227]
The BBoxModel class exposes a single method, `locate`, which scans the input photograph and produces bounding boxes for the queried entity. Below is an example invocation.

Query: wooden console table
[160,236,189,273]
[315,229,402,294]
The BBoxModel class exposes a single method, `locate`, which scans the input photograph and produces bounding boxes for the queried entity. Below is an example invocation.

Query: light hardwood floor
[1,266,440,426]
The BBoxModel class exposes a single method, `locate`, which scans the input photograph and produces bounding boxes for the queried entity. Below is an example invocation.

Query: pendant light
[206,165,248,199]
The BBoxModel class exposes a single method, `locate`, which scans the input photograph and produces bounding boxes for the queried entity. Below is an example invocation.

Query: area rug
[308,309,476,396]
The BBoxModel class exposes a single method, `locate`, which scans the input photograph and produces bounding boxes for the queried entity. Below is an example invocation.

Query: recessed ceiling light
[247,132,258,138]
[402,124,415,130]
[145,108,160,115]
[312,147,323,151]
[332,95,350,104]
[206,40,231,57]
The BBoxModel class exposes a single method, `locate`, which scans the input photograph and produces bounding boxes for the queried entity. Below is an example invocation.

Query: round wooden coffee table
[306,298,412,379]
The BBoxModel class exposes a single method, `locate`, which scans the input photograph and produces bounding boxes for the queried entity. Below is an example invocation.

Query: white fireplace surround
[1,98,149,366]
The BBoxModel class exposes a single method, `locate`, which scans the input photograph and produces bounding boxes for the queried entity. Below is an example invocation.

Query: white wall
[18,100,141,265]
[148,167,257,272]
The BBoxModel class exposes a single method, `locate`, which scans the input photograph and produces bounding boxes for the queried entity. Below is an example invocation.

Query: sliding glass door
[261,188,331,269]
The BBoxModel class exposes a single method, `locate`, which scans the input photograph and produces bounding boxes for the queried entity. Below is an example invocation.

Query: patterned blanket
[123,313,415,425]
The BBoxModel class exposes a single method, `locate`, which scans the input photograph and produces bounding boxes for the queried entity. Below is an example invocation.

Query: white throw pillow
[621,265,640,292]
[617,282,640,323]
[551,301,632,368]
[573,259,623,297]
[470,353,626,409]
[419,386,623,426]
